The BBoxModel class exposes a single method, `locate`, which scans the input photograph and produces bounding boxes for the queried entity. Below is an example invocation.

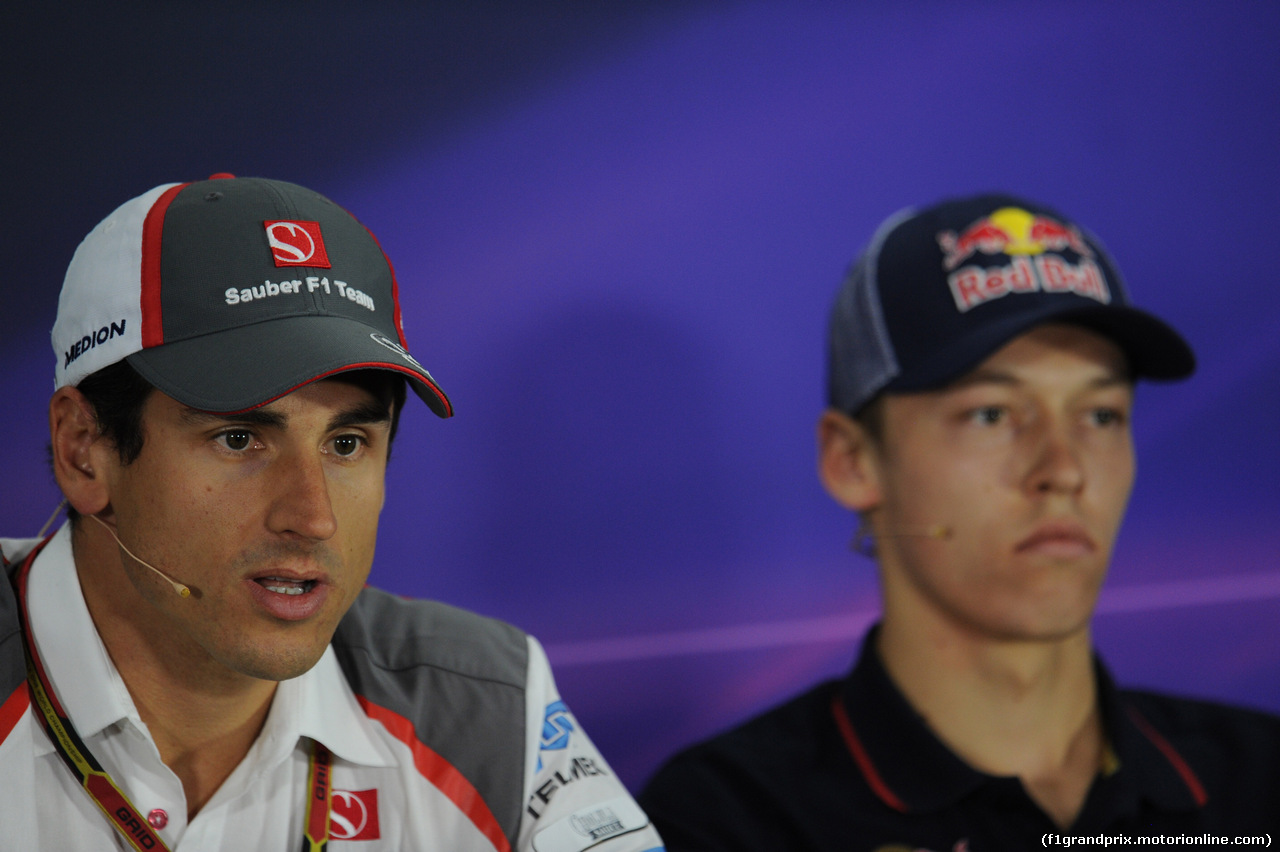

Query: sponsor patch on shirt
[532,797,650,852]
[537,699,577,773]
[330,789,380,841]
[542,701,575,751]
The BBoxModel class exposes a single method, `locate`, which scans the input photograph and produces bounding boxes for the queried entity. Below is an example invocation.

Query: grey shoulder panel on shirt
[1,540,36,717]
[331,586,531,845]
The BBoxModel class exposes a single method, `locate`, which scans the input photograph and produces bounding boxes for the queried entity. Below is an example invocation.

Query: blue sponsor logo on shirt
[541,700,575,751]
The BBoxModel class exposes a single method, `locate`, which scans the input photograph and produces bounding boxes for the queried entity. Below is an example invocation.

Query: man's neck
[877,612,1103,829]
[72,523,277,818]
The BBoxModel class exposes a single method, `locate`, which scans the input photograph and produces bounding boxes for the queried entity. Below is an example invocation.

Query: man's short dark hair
[62,360,407,522]
[74,359,157,466]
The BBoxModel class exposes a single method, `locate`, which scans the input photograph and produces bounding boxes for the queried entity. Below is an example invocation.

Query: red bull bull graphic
[937,207,1093,270]
[937,208,1107,312]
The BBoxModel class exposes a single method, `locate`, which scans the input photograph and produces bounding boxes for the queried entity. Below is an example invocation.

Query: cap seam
[858,207,913,404]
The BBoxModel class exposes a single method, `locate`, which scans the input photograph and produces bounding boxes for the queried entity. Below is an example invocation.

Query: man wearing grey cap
[0,175,664,852]
[639,195,1279,847]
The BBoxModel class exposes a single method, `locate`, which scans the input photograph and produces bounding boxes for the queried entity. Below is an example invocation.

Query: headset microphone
[877,525,953,540]
[88,514,192,598]
[851,523,953,556]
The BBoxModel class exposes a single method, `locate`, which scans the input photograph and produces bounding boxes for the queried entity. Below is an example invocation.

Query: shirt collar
[27,523,136,750]
[836,624,984,813]
[1094,663,1207,813]
[264,645,397,769]
[836,623,1205,817]
[26,522,394,769]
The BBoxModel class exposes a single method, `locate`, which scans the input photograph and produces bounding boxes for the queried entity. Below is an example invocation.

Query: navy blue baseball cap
[827,193,1195,414]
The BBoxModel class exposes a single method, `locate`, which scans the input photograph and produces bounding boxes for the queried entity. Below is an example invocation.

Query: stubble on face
[89,380,390,687]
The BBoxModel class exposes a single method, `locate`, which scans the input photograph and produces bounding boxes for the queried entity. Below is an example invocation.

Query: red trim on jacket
[2,537,53,745]
[830,693,909,813]
[1125,705,1209,806]
[357,695,512,852]
[0,682,30,744]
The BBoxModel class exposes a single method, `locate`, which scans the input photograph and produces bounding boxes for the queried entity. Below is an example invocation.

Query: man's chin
[229,643,330,683]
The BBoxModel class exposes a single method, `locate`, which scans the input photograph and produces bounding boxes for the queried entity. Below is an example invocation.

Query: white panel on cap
[52,183,181,390]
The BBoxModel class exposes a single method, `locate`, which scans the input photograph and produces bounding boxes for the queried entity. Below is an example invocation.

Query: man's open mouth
[255,577,318,596]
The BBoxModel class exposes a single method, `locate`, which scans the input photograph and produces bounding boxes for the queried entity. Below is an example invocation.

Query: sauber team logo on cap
[264,220,332,268]
[937,208,1109,313]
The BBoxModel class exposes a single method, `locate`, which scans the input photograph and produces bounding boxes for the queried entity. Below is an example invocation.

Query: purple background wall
[4,2,1278,790]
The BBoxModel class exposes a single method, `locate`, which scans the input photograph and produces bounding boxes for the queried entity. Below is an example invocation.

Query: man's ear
[817,409,884,513]
[49,387,112,518]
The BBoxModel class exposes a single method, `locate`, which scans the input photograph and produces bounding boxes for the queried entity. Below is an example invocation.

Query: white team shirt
[0,525,664,851]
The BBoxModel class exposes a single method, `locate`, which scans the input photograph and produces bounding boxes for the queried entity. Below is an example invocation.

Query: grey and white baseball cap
[53,174,452,416]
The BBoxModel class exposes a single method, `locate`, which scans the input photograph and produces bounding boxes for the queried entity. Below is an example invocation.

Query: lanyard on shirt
[12,537,333,851]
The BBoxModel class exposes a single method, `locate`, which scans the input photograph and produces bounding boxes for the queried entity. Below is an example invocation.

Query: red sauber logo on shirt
[264,220,332,268]
[330,789,380,841]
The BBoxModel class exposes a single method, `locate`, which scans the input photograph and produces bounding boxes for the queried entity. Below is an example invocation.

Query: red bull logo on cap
[937,208,1109,313]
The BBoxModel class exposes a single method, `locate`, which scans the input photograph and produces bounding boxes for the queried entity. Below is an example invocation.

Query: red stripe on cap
[1125,705,1209,806]
[385,251,409,348]
[830,693,908,813]
[139,183,190,348]
[357,696,511,852]
[0,683,30,745]
[360,225,411,348]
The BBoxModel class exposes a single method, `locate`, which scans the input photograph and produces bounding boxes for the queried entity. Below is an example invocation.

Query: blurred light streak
[547,570,1280,667]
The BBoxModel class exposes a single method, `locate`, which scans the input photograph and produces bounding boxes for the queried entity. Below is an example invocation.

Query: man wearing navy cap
[0,175,664,852]
[639,195,1279,847]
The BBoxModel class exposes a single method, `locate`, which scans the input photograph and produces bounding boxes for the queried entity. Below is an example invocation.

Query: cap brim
[126,315,452,416]
[886,302,1196,393]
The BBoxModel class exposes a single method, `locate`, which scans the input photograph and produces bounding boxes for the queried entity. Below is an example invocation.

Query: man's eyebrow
[1087,373,1133,389]
[327,401,393,432]
[177,401,391,431]
[180,407,288,428]
[948,370,1019,390]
